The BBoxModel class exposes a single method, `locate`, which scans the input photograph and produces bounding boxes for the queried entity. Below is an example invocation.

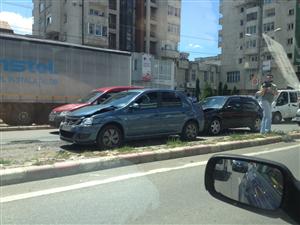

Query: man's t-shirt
[261,83,277,104]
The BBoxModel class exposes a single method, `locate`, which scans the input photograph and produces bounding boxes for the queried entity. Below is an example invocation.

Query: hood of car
[53,103,90,112]
[68,104,117,117]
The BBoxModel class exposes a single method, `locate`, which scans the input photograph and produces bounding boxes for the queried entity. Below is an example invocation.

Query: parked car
[296,108,300,126]
[271,89,300,123]
[201,96,263,135]
[60,89,205,149]
[232,160,249,173]
[49,86,142,128]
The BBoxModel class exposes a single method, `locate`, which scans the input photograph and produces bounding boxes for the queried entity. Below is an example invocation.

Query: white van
[272,90,300,123]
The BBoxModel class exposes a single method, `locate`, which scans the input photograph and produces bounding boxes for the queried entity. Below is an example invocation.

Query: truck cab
[271,90,300,123]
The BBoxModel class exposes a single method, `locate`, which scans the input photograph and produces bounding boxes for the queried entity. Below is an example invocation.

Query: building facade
[219,0,300,93]
[32,0,181,58]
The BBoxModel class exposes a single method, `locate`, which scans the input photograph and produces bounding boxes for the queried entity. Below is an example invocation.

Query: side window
[243,99,259,111]
[227,98,241,110]
[161,92,182,108]
[277,92,288,106]
[290,92,298,103]
[136,92,158,109]
[97,92,118,104]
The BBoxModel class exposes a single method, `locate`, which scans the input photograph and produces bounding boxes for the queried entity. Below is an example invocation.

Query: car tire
[272,112,282,124]
[97,125,123,149]
[208,118,222,135]
[250,117,261,132]
[181,121,199,141]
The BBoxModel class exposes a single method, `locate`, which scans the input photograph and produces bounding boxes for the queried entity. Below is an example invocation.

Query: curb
[0,125,52,132]
[1,134,300,186]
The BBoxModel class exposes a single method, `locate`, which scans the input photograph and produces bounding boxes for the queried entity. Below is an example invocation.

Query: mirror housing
[205,154,300,224]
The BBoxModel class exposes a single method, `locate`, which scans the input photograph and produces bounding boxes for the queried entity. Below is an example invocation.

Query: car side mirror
[205,154,300,224]
[129,103,140,110]
[225,105,233,110]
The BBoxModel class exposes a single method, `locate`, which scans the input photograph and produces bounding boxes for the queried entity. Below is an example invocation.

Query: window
[239,58,243,64]
[46,15,52,25]
[240,32,243,38]
[240,20,244,26]
[246,39,257,48]
[288,9,295,15]
[227,98,242,110]
[246,25,256,34]
[109,14,117,29]
[191,70,196,81]
[287,38,293,45]
[90,8,105,17]
[64,14,67,23]
[210,72,214,82]
[247,12,257,21]
[88,23,95,35]
[242,99,259,112]
[136,92,158,109]
[287,53,293,59]
[39,2,45,12]
[290,92,298,103]
[288,23,294,31]
[95,25,102,36]
[109,0,117,10]
[102,26,107,36]
[227,71,240,83]
[263,22,275,32]
[240,45,243,50]
[240,7,244,13]
[265,8,275,17]
[251,55,258,61]
[277,92,288,106]
[161,92,182,108]
[168,23,180,34]
[168,5,180,17]
[204,71,208,82]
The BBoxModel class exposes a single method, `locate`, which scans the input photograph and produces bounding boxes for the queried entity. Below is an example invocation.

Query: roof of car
[94,86,144,92]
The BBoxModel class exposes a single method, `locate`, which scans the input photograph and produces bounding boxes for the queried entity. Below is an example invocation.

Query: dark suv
[201,96,263,135]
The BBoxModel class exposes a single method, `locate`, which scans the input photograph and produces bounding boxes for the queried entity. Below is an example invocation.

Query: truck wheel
[97,125,123,149]
[272,112,282,124]
[3,105,34,126]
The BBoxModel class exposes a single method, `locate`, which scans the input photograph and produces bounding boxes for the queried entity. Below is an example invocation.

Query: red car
[48,86,143,128]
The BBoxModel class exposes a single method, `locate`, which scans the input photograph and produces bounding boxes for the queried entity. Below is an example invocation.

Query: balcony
[244,61,258,69]
[178,60,189,69]
[160,49,180,59]
[244,47,259,55]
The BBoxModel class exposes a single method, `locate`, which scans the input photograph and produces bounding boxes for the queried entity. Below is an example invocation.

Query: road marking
[1,143,299,203]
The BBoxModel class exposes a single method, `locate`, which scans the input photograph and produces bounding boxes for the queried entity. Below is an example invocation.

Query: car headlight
[81,117,93,126]
[59,111,69,116]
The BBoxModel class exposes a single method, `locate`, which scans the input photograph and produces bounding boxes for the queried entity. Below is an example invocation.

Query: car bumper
[59,123,101,144]
[49,114,65,128]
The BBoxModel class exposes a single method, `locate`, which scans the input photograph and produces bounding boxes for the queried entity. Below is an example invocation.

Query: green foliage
[201,82,214,99]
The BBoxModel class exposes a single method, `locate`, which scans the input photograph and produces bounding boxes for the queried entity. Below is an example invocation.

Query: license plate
[61,124,74,131]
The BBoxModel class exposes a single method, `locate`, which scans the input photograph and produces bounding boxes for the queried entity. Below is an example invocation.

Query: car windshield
[78,91,103,103]
[101,91,140,108]
[202,97,227,109]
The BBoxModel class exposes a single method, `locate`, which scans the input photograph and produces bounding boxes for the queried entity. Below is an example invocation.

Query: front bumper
[59,122,101,145]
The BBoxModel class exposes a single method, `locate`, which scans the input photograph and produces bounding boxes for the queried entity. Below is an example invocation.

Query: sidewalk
[1,131,299,186]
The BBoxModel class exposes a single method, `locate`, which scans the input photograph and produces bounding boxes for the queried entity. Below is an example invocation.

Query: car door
[158,91,187,133]
[274,91,289,119]
[222,97,243,128]
[289,92,298,118]
[241,97,261,126]
[124,91,160,137]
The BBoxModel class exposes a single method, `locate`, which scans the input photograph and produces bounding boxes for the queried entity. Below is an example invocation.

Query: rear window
[161,92,182,108]
[290,92,298,103]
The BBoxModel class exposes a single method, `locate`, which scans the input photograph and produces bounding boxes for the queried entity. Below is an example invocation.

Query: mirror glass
[213,159,283,210]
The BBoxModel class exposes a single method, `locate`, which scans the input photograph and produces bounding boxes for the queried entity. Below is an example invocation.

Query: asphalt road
[1,141,299,224]
[1,123,299,145]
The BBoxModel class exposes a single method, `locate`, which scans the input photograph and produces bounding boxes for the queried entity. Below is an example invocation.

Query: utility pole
[82,0,84,45]
[257,0,263,89]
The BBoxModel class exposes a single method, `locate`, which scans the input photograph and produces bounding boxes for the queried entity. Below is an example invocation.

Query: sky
[0,0,221,60]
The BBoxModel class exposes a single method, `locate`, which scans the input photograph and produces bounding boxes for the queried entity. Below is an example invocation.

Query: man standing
[258,74,278,134]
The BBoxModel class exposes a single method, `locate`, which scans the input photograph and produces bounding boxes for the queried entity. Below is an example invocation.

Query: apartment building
[32,0,181,58]
[219,0,300,93]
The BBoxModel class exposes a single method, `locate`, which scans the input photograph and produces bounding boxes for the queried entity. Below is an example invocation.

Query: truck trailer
[0,34,132,125]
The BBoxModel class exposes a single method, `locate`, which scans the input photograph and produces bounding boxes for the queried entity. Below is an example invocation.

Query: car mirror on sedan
[205,155,300,224]
[129,103,140,110]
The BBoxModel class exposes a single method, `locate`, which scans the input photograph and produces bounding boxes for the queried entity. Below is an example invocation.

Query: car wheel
[97,125,123,149]
[250,117,261,132]
[208,118,222,135]
[272,112,282,124]
[181,121,199,141]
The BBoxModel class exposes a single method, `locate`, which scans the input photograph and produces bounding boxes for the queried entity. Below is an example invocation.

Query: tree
[223,83,229,95]
[195,78,200,101]
[232,86,239,95]
[218,82,223,95]
[201,82,213,99]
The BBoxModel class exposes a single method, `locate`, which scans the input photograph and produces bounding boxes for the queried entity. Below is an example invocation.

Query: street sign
[262,60,271,72]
